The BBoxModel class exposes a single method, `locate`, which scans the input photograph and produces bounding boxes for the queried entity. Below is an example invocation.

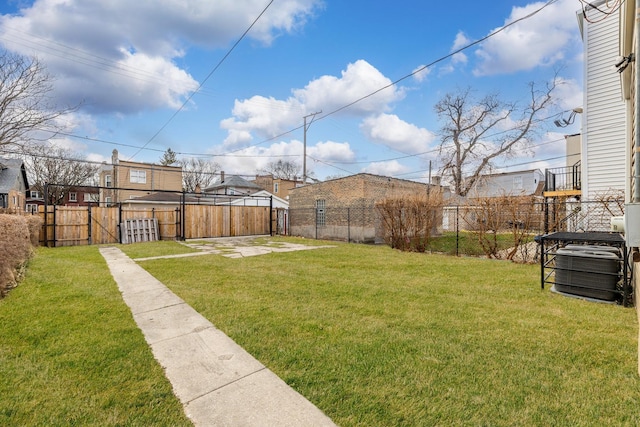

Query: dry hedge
[0,214,42,297]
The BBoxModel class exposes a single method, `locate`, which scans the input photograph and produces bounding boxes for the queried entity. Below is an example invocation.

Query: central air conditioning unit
[554,246,621,302]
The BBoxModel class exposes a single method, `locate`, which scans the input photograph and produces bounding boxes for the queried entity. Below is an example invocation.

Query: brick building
[99,150,183,205]
[253,175,302,200]
[289,173,442,243]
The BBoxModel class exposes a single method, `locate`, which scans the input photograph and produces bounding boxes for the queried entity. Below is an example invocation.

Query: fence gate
[39,203,273,246]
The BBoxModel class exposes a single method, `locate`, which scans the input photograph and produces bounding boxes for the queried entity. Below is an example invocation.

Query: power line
[128,0,275,160]
[0,26,213,96]
[4,0,570,180]
[216,0,562,156]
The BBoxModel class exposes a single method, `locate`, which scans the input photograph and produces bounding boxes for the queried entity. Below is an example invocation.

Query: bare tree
[261,159,301,180]
[180,157,221,192]
[23,144,100,205]
[0,51,73,149]
[435,82,555,197]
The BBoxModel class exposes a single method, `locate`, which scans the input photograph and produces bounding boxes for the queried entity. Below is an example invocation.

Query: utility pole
[303,111,321,184]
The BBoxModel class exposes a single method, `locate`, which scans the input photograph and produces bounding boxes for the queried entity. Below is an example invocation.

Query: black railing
[545,161,581,192]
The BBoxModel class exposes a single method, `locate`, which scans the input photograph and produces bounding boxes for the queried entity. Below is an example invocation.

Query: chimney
[111,149,119,165]
[220,171,225,183]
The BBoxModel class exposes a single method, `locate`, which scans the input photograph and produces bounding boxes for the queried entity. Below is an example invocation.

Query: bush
[0,214,41,297]
[461,195,542,262]
[376,191,444,252]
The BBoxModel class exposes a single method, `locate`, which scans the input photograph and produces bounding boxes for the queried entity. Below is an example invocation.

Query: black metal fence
[288,198,625,256]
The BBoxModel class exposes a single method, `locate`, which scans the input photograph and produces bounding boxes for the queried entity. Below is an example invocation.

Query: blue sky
[0,0,587,182]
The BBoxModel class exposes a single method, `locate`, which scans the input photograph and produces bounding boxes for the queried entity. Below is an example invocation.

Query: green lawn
[2,239,639,426]
[426,231,529,256]
[0,246,192,426]
[130,237,640,427]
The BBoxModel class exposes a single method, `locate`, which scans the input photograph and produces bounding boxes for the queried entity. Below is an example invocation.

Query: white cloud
[451,31,470,65]
[412,65,430,83]
[86,152,111,163]
[553,77,583,111]
[440,31,470,75]
[0,0,322,113]
[309,140,355,163]
[360,114,436,154]
[221,60,405,146]
[210,138,355,178]
[473,1,580,76]
[293,60,405,114]
[220,96,305,147]
[362,160,410,177]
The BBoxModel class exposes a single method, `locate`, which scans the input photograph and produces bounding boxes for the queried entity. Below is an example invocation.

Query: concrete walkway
[99,246,337,427]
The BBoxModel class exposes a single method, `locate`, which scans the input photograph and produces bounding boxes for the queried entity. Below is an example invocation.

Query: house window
[316,199,326,226]
[274,182,279,194]
[84,193,99,202]
[69,192,77,202]
[105,175,112,187]
[105,197,112,205]
[12,196,17,206]
[130,170,146,184]
[30,190,40,199]
[26,204,38,214]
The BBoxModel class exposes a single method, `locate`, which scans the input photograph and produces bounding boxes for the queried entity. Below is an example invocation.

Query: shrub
[25,214,43,247]
[376,191,444,252]
[0,214,39,297]
[462,195,542,262]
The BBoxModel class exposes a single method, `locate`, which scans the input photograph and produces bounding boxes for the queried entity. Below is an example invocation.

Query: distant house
[0,158,28,213]
[99,149,182,205]
[466,169,545,198]
[204,173,262,195]
[25,188,43,213]
[26,186,100,212]
[442,169,545,232]
[288,173,444,243]
[253,175,303,200]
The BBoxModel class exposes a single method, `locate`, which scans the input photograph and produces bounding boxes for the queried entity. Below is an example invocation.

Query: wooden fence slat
[38,204,271,246]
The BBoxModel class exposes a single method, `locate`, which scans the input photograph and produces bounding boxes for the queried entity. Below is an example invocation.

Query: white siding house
[466,169,544,198]
[580,2,628,200]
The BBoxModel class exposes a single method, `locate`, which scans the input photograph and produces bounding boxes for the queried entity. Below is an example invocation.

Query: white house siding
[468,170,543,198]
[582,6,627,200]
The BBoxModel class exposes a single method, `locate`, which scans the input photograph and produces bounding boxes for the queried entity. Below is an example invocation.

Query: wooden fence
[38,204,272,246]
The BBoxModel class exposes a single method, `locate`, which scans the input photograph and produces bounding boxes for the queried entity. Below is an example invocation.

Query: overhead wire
[127,0,275,160]
[6,0,562,165]
[214,0,563,158]
[0,26,214,96]
[578,0,624,23]
[1,0,577,181]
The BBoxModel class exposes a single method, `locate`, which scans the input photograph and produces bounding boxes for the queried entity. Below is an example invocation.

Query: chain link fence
[289,197,625,259]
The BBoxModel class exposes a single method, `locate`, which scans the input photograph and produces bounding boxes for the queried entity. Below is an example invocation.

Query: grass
[3,238,639,426]
[426,231,523,256]
[128,237,640,427]
[0,246,192,426]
